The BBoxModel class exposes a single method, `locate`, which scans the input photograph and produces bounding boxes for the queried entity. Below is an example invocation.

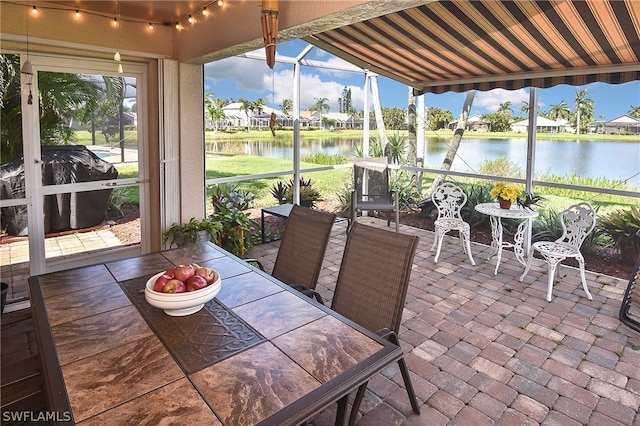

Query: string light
[15,1,225,32]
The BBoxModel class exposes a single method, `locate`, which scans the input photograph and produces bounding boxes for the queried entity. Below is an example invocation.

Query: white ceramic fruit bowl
[144,270,221,316]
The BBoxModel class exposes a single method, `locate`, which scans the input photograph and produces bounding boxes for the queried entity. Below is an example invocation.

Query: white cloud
[475,88,529,113]
[204,56,267,93]
[205,57,366,112]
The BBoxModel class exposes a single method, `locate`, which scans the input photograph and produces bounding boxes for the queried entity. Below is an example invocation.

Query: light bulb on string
[114,1,123,74]
[202,7,208,16]
[188,15,194,24]
[148,22,154,30]
[113,17,118,27]
[217,0,224,6]
[31,5,38,15]
[75,9,81,19]
[22,6,34,105]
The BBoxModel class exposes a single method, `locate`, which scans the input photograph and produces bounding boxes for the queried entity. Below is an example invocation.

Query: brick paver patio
[246,217,640,425]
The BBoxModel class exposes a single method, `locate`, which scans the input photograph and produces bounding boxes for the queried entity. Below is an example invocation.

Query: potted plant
[490,182,522,209]
[162,217,222,247]
[210,205,256,258]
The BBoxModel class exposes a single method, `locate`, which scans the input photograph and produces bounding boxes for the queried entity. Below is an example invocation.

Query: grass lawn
[206,155,351,208]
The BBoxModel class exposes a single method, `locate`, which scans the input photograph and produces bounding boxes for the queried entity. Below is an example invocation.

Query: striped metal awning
[306,0,640,94]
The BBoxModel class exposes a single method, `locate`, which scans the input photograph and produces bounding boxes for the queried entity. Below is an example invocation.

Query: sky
[204,39,640,122]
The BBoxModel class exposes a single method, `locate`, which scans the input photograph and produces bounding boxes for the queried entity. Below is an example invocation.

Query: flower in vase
[490,182,522,203]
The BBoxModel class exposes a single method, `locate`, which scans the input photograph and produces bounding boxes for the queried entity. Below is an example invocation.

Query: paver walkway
[246,217,640,425]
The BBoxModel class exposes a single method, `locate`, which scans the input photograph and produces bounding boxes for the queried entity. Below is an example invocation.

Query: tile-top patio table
[475,202,539,275]
[261,203,294,242]
[29,242,402,425]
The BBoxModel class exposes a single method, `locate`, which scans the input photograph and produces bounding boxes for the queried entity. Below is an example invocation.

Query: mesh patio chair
[519,202,596,301]
[619,231,640,333]
[430,182,475,265]
[330,222,420,424]
[349,157,399,233]
[247,204,335,304]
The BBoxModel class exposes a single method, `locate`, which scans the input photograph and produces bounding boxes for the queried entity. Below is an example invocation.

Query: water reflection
[207,137,640,187]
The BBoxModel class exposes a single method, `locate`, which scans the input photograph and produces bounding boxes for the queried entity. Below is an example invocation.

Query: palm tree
[205,93,225,131]
[574,89,594,134]
[238,98,252,129]
[253,98,265,115]
[498,101,513,115]
[520,102,530,114]
[548,101,570,121]
[1,54,102,162]
[629,105,640,119]
[280,98,292,115]
[309,97,330,128]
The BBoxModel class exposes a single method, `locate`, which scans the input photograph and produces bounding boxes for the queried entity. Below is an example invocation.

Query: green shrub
[209,205,257,258]
[391,172,419,211]
[478,157,523,180]
[332,182,352,214]
[598,207,640,263]
[270,176,322,208]
[210,183,256,212]
[354,136,383,157]
[461,183,494,228]
[301,153,349,165]
[106,188,128,218]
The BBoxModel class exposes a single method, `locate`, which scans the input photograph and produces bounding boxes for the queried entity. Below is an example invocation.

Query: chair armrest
[243,258,265,271]
[290,283,324,305]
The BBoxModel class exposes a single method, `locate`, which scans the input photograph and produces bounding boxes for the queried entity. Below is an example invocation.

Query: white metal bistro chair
[520,202,596,301]
[430,182,475,265]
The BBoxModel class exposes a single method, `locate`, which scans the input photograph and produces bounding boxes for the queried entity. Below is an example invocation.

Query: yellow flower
[491,182,522,203]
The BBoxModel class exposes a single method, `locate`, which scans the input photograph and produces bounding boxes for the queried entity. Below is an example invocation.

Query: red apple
[195,267,217,285]
[153,274,173,292]
[174,264,195,282]
[165,266,177,278]
[186,275,208,292]
[163,278,186,293]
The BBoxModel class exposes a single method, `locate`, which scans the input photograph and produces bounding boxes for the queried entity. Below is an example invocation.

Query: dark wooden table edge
[28,277,75,425]
[257,342,403,426]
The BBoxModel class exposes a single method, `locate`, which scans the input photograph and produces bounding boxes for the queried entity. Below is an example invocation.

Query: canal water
[208,136,640,187]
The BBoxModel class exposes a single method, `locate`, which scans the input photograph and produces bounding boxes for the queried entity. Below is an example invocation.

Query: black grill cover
[0,145,118,236]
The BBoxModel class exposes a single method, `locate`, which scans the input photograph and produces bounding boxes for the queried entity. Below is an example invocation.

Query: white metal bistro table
[474,202,539,275]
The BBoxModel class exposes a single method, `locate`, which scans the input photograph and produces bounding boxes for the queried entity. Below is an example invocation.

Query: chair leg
[460,229,475,266]
[576,254,593,300]
[433,235,444,263]
[387,333,420,415]
[546,256,562,301]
